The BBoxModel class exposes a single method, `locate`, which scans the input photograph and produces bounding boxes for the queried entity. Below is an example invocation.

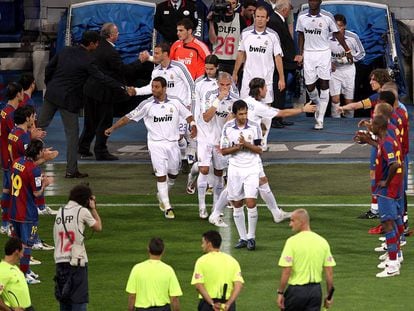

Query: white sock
[233,207,247,240]
[259,183,281,220]
[178,137,187,159]
[197,173,208,210]
[371,203,378,214]
[317,89,330,123]
[247,206,258,240]
[331,102,340,117]
[167,178,175,190]
[190,162,199,177]
[307,88,320,105]
[211,187,228,219]
[213,175,224,207]
[157,181,171,210]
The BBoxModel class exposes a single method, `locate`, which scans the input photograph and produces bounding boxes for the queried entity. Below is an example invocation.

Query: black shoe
[271,120,285,128]
[234,239,248,249]
[181,160,190,174]
[357,210,379,219]
[95,153,119,161]
[247,239,256,250]
[281,120,294,126]
[79,151,93,159]
[65,171,89,178]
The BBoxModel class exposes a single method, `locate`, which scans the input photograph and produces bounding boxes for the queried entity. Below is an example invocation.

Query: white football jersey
[330,30,365,66]
[220,119,262,168]
[244,96,279,125]
[296,9,338,51]
[238,26,283,83]
[135,60,194,108]
[126,95,192,142]
[53,201,96,264]
[197,88,239,145]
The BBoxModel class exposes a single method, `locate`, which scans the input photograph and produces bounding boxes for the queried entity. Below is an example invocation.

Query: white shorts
[303,49,331,84]
[197,141,227,170]
[329,64,356,99]
[240,76,274,104]
[148,140,181,177]
[227,164,260,201]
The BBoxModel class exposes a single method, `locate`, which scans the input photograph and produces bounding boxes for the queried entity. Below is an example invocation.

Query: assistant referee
[277,209,336,310]
[191,230,244,311]
[126,238,182,311]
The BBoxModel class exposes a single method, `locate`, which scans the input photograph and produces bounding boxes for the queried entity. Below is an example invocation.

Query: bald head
[290,208,310,232]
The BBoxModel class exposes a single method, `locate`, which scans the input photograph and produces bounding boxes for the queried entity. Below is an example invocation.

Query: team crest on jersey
[170,74,174,80]
[248,135,252,141]
[161,105,165,108]
[170,108,174,113]
[264,40,268,46]
[190,52,194,57]
[319,23,323,27]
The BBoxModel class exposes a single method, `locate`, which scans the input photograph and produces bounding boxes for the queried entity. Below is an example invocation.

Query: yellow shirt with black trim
[0,260,31,308]
[125,259,182,308]
[191,251,244,300]
[278,231,336,285]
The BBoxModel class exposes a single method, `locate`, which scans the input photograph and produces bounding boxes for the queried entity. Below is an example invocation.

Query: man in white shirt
[329,13,365,118]
[105,77,197,219]
[296,0,352,130]
[232,6,285,104]
[197,72,239,219]
[220,100,262,250]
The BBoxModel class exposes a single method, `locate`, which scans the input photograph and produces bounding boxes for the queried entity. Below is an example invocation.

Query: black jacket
[44,45,122,113]
[83,39,144,103]
[155,0,198,44]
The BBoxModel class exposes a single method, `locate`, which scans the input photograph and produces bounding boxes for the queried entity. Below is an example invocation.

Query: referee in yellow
[191,230,244,311]
[277,209,336,310]
[126,238,182,311]
[0,237,34,311]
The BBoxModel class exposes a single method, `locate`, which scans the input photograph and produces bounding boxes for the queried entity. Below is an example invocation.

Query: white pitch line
[45,203,414,207]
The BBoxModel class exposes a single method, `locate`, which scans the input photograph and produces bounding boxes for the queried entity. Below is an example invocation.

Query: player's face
[27,113,36,127]
[336,21,346,34]
[370,76,381,92]
[235,107,248,125]
[308,0,321,11]
[218,78,232,93]
[153,47,165,64]
[259,85,267,99]
[205,64,218,78]
[110,26,119,43]
[152,81,166,99]
[177,25,190,41]
[254,9,269,30]
[228,0,238,10]
[243,5,256,19]
[17,90,24,103]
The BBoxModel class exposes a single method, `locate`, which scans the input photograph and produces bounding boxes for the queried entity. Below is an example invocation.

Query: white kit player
[329,13,365,118]
[197,72,239,219]
[186,55,239,195]
[232,6,285,103]
[296,0,352,130]
[105,77,197,220]
[221,100,262,251]
[209,78,315,227]
[132,42,195,164]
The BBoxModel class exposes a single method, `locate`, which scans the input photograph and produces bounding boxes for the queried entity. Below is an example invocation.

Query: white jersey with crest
[194,76,239,123]
[135,60,194,109]
[296,9,338,51]
[220,119,262,168]
[126,95,192,142]
[238,26,283,84]
[197,89,239,145]
[329,30,365,66]
[53,200,96,264]
[244,96,279,125]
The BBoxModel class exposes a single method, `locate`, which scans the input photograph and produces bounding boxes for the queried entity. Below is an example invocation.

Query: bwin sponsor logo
[304,28,322,35]
[167,81,175,88]
[249,46,267,53]
[216,111,229,118]
[154,114,173,122]
[332,52,344,58]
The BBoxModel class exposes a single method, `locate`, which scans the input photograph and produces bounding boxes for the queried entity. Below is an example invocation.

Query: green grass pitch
[1,163,413,310]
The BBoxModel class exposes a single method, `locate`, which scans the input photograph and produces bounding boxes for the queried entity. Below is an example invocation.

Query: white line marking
[45,203,414,207]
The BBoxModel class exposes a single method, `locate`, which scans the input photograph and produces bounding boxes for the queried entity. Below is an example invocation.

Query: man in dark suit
[263,0,300,128]
[79,23,145,161]
[38,31,124,178]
